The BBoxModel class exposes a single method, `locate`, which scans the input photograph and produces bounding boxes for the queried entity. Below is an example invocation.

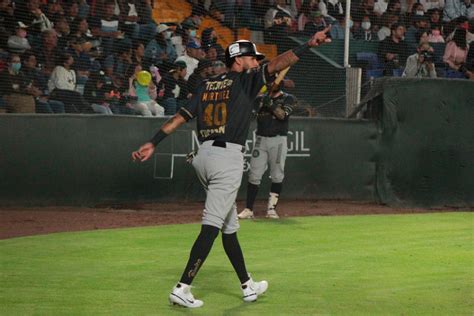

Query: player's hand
[308,26,332,47]
[132,142,155,162]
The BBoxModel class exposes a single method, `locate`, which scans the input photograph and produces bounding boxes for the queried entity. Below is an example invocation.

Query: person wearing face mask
[8,22,32,54]
[144,24,177,66]
[403,42,437,77]
[330,14,354,39]
[0,53,36,113]
[354,15,376,41]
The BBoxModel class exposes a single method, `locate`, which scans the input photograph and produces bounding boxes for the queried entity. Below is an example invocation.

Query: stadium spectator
[83,71,114,115]
[0,0,16,35]
[48,53,91,113]
[464,44,474,78]
[70,17,92,41]
[65,1,80,24]
[67,37,92,72]
[378,13,397,40]
[420,0,445,12]
[211,60,226,76]
[104,40,133,80]
[34,30,60,75]
[405,15,430,52]
[374,0,389,16]
[181,19,198,43]
[427,8,444,32]
[89,0,124,56]
[187,59,212,95]
[128,64,164,116]
[175,41,202,80]
[159,60,186,115]
[22,51,65,113]
[46,0,64,17]
[201,27,225,59]
[144,24,177,66]
[428,26,446,42]
[265,10,294,53]
[403,42,437,77]
[379,23,409,75]
[443,27,468,73]
[330,14,354,39]
[77,0,90,19]
[18,0,53,35]
[297,0,319,31]
[131,41,145,65]
[7,22,31,54]
[52,15,70,51]
[204,44,219,61]
[0,53,36,112]
[264,1,296,29]
[443,0,469,22]
[120,0,140,39]
[319,0,344,20]
[304,10,327,36]
[182,5,205,30]
[354,15,377,40]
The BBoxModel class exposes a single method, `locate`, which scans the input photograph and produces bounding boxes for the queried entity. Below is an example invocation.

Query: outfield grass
[1,212,473,315]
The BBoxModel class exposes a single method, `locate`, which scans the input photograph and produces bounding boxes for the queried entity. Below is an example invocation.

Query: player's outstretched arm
[131,113,187,162]
[267,26,332,75]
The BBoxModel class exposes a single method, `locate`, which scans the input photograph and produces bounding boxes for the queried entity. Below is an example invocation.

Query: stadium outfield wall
[0,79,472,208]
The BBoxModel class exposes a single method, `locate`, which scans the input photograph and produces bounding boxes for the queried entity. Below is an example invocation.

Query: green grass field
[1,212,473,315]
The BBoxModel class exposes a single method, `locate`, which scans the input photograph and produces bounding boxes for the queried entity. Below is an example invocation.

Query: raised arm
[266,26,331,75]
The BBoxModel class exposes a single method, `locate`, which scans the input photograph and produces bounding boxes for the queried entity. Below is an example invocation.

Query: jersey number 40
[204,103,227,127]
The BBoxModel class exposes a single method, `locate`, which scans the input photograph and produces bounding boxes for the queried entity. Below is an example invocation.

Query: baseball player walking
[238,84,297,219]
[132,27,331,308]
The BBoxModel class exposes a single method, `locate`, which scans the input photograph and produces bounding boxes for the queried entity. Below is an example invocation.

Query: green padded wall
[0,115,377,206]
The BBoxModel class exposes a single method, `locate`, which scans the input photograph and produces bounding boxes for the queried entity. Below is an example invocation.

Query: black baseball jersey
[254,92,296,137]
[179,64,272,146]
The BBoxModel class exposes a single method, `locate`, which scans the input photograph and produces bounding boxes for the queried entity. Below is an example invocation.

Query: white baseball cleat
[169,282,204,308]
[266,210,279,219]
[238,208,254,219]
[241,277,268,302]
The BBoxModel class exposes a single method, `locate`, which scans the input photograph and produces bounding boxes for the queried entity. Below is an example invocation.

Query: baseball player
[238,83,297,219]
[131,27,331,308]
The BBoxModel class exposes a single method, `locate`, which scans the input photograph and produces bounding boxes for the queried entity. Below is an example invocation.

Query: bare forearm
[161,113,186,134]
[267,50,300,75]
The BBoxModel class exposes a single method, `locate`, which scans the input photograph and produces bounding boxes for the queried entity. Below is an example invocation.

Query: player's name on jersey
[201,90,230,102]
[204,79,233,91]
[200,125,226,138]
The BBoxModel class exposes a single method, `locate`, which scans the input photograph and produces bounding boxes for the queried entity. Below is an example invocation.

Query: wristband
[292,42,311,58]
[150,129,168,146]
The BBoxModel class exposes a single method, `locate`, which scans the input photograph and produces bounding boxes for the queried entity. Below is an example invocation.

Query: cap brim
[256,52,265,60]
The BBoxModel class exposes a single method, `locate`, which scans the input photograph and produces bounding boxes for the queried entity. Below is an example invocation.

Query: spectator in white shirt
[48,53,91,113]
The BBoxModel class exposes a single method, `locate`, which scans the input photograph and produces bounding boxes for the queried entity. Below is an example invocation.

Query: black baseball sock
[246,183,259,210]
[222,232,250,284]
[270,182,283,195]
[179,224,220,285]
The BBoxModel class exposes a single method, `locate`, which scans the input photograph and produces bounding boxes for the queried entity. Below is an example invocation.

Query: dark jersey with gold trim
[179,64,271,146]
[254,92,296,137]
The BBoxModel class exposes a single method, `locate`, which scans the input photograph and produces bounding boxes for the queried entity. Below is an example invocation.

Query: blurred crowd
[0,0,472,115]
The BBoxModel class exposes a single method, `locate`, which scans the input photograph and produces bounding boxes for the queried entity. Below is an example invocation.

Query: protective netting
[0,0,472,116]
